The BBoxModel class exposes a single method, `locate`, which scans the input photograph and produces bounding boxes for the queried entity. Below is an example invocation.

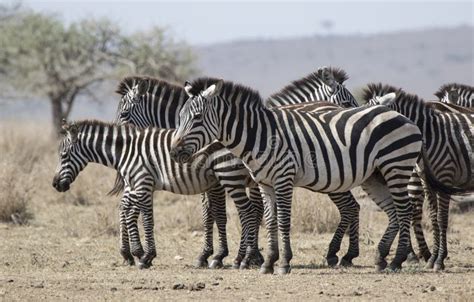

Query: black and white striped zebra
[113,76,264,269]
[266,67,424,266]
[363,83,474,271]
[435,83,474,108]
[265,66,359,108]
[52,120,261,269]
[170,78,423,274]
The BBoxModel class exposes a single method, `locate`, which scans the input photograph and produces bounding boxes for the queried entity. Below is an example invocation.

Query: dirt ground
[1,188,473,301]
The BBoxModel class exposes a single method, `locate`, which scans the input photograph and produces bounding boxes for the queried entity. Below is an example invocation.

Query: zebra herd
[52,67,474,274]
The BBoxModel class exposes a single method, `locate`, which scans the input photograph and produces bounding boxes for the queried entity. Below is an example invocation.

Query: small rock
[110,287,117,292]
[172,283,186,290]
[422,289,428,293]
[79,288,85,291]
[319,291,324,295]
[174,255,184,261]
[7,279,13,283]
[430,286,436,291]
[133,286,143,290]
[374,279,382,282]
[211,282,219,286]
[215,276,223,281]
[353,291,362,296]
[32,283,44,289]
[190,282,205,291]
[191,231,200,237]
[62,261,70,268]
[4,262,10,267]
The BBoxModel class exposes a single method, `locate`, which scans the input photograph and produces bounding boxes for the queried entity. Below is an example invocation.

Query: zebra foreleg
[195,193,214,268]
[259,184,279,274]
[207,186,229,269]
[119,193,134,266]
[275,180,295,275]
[137,191,156,269]
[126,202,145,262]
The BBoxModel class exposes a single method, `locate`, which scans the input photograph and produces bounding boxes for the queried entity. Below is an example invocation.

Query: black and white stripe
[52,120,261,269]
[435,83,474,108]
[170,79,423,274]
[363,83,474,271]
[113,76,264,269]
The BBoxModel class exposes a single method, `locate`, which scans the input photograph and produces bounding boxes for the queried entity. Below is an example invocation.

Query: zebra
[362,83,474,271]
[52,119,261,270]
[113,76,264,269]
[170,78,424,274]
[265,66,359,108]
[435,83,474,108]
[265,67,424,266]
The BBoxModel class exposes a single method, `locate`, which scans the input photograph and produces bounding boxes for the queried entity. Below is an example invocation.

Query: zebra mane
[116,76,182,96]
[189,77,264,104]
[266,67,349,103]
[361,83,402,102]
[434,83,474,99]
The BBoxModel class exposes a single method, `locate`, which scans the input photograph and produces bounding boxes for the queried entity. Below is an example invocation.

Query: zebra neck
[79,124,125,169]
[218,98,278,162]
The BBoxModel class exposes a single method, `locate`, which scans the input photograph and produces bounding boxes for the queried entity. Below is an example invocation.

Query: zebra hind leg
[340,193,360,267]
[425,190,440,269]
[119,199,134,266]
[326,192,359,267]
[207,187,228,269]
[434,192,450,271]
[126,204,145,263]
[409,171,431,262]
[195,193,214,268]
[275,181,295,275]
[137,192,157,269]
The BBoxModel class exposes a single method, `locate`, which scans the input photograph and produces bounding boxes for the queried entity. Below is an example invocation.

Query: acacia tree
[0,9,195,135]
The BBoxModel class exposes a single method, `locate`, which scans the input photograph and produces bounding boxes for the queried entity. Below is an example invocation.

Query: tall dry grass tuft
[292,189,340,234]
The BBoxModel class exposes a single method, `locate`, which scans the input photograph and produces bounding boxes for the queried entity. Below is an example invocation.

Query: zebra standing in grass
[170,78,424,274]
[52,120,261,269]
[113,76,264,268]
[363,83,474,271]
[435,83,474,108]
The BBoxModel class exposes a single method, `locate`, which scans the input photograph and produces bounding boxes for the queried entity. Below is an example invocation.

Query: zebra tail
[107,173,125,196]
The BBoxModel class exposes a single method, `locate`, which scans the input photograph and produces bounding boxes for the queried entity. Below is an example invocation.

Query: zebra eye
[194,113,202,119]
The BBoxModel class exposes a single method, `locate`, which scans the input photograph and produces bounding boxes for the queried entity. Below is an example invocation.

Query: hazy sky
[23,1,474,45]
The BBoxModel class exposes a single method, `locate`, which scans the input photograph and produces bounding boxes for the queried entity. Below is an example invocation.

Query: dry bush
[292,189,340,234]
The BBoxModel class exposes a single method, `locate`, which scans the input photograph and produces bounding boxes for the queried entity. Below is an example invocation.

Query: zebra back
[265,66,358,108]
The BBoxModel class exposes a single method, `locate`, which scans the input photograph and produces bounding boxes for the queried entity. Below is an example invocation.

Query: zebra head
[115,79,149,127]
[441,89,459,105]
[52,120,87,192]
[170,80,223,164]
[317,67,358,108]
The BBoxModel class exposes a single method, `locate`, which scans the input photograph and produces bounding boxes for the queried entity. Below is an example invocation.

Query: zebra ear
[202,80,223,98]
[319,68,336,89]
[378,92,397,106]
[184,81,193,97]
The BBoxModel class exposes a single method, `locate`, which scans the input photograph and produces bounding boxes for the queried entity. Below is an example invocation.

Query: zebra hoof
[424,261,435,269]
[406,252,419,264]
[339,258,353,267]
[138,261,151,270]
[259,265,274,275]
[420,250,432,262]
[375,260,387,272]
[194,259,208,268]
[433,263,445,272]
[239,260,250,270]
[277,266,291,275]
[123,258,135,266]
[209,259,224,269]
[327,256,339,267]
[388,262,402,272]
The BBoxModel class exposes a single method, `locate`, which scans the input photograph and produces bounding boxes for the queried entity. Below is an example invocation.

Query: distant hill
[196,26,473,100]
[1,26,472,121]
